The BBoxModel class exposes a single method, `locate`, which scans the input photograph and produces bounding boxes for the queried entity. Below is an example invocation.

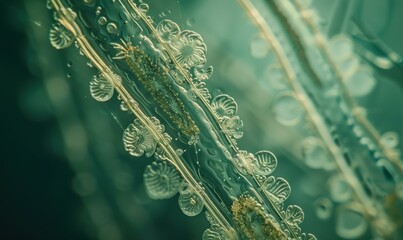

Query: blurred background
[1,0,402,239]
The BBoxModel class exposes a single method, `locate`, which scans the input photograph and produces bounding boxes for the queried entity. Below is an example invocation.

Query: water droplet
[106,23,119,34]
[67,61,72,67]
[95,6,102,15]
[345,68,376,97]
[336,206,367,239]
[314,198,333,219]
[250,35,270,58]
[272,93,304,126]
[49,23,74,49]
[98,16,107,26]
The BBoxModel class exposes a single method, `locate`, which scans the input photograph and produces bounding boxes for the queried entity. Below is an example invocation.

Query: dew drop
[336,206,367,239]
[107,23,119,34]
[314,198,333,219]
[67,61,72,67]
[95,6,102,15]
[272,93,303,126]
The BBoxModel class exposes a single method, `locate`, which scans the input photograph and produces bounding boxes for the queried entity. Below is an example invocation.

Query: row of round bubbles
[263,176,291,203]
[272,93,304,126]
[284,205,304,225]
[49,23,74,50]
[123,118,157,157]
[90,74,114,102]
[143,161,182,200]
[300,137,335,170]
[178,184,204,216]
[336,205,368,239]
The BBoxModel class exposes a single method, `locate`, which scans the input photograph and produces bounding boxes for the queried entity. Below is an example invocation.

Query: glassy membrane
[16,0,403,239]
